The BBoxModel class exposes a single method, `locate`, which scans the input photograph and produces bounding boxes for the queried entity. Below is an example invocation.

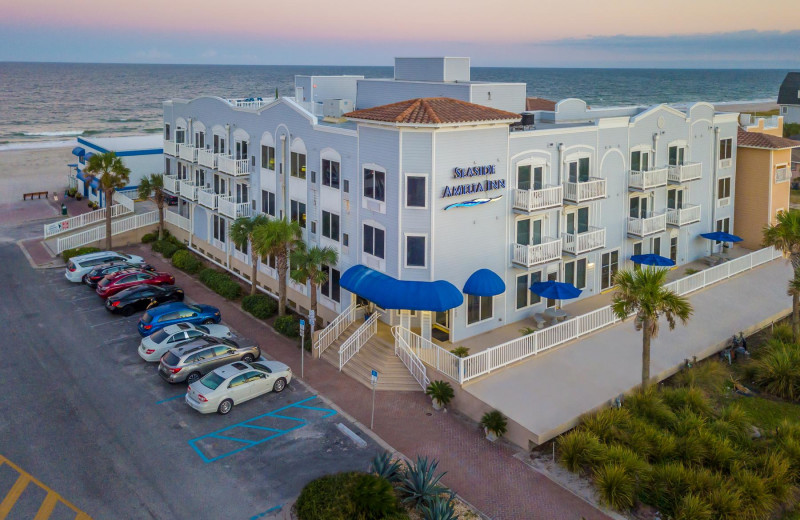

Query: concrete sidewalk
[465,258,793,444]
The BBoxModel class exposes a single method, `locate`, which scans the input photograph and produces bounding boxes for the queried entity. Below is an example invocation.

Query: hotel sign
[442,165,505,210]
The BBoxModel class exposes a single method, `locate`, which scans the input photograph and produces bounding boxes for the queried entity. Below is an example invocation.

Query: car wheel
[82,275,89,284]
[218,399,233,415]
[186,372,201,385]
[241,354,254,363]
[121,306,135,317]
[202,319,214,324]
[273,378,286,393]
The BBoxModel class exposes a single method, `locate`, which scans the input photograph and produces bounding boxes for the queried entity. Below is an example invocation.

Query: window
[566,207,589,234]
[516,271,542,310]
[467,295,493,325]
[600,251,619,290]
[406,235,426,267]
[343,180,350,193]
[633,242,642,257]
[567,157,590,183]
[195,168,206,187]
[322,211,339,242]
[291,152,306,179]
[364,168,386,202]
[321,265,341,303]
[667,188,684,210]
[261,190,275,216]
[406,176,427,207]
[290,200,306,228]
[213,215,226,242]
[236,183,249,204]
[261,145,275,170]
[631,150,650,172]
[715,217,730,244]
[517,164,544,190]
[668,145,686,166]
[213,135,226,154]
[164,123,171,141]
[670,237,678,263]
[564,258,587,290]
[165,159,171,176]
[717,177,731,199]
[194,131,205,149]
[235,140,248,161]
[322,159,340,189]
[652,237,661,256]
[363,224,385,259]
[719,138,732,160]
[175,127,185,144]
[516,218,542,245]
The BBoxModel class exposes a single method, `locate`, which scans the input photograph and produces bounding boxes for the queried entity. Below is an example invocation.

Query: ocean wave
[103,118,144,123]
[22,130,84,137]
[143,127,163,133]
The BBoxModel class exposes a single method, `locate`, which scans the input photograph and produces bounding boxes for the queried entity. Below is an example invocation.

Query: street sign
[371,369,378,385]
[370,369,378,430]
[299,319,305,332]
[309,309,316,321]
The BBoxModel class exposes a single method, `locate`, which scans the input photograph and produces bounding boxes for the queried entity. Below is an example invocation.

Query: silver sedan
[138,322,232,362]
[185,360,292,414]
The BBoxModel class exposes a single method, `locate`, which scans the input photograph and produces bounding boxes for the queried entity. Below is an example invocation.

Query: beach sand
[0,146,74,204]
[714,101,778,113]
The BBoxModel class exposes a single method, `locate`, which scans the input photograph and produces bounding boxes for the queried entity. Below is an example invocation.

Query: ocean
[0,62,789,149]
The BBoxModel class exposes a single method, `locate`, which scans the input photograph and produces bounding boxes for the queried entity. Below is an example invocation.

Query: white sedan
[186,360,292,414]
[138,322,232,362]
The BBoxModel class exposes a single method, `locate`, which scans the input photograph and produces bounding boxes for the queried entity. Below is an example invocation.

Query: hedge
[198,268,242,300]
[62,247,101,262]
[242,294,277,319]
[295,472,407,520]
[141,232,157,244]
[274,315,301,338]
[171,249,202,274]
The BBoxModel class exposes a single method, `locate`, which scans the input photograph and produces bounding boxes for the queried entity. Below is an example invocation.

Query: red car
[96,269,176,298]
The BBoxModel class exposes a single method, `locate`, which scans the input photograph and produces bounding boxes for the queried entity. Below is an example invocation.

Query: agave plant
[398,456,448,509]
[370,451,403,484]
[593,463,635,511]
[419,493,457,520]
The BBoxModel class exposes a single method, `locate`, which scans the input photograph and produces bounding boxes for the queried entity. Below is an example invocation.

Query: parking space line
[0,474,30,517]
[250,504,282,520]
[76,306,105,314]
[32,492,58,520]
[155,394,185,405]
[89,318,128,328]
[237,424,282,432]
[210,434,257,445]
[70,295,98,302]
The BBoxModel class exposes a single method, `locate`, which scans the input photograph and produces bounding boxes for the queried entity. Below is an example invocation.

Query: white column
[400,309,411,331]
[421,311,432,341]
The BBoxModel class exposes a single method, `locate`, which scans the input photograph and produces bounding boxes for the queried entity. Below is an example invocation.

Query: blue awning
[85,152,95,160]
[340,265,463,312]
[463,269,505,297]
[71,146,85,157]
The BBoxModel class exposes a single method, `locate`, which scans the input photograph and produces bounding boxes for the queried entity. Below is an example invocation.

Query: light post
[299,318,305,379]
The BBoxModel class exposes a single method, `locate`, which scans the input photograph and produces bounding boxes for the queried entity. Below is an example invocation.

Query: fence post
[458,357,464,384]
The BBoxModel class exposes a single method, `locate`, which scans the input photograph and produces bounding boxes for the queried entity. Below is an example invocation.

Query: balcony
[668,163,702,184]
[197,149,217,169]
[218,196,253,219]
[666,204,701,227]
[178,144,198,163]
[197,188,218,210]
[512,237,562,267]
[563,178,607,204]
[179,179,198,201]
[562,227,606,255]
[218,155,250,176]
[163,140,177,156]
[627,212,667,237]
[628,168,668,191]
[512,185,563,213]
[163,175,179,194]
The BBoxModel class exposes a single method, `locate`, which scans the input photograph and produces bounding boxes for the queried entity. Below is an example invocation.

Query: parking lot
[0,243,379,519]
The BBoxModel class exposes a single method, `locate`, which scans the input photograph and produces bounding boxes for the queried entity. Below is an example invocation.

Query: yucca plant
[351,473,399,520]
[626,388,677,428]
[557,430,605,473]
[425,380,455,410]
[480,410,508,440]
[645,462,692,514]
[419,494,457,520]
[673,493,712,520]
[673,408,707,437]
[398,456,448,510]
[702,433,739,471]
[582,407,631,444]
[707,486,743,520]
[370,452,403,484]
[593,463,635,511]
[732,467,776,519]
[753,341,800,400]
[771,323,794,344]
[602,444,649,481]
[674,433,708,466]
[751,452,794,502]
[671,359,729,395]
[661,387,713,416]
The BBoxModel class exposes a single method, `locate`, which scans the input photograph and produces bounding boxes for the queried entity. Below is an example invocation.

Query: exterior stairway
[320,325,423,392]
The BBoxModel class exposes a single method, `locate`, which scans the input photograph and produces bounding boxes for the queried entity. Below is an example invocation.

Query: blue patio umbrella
[529,280,582,300]
[630,254,676,267]
[700,232,743,243]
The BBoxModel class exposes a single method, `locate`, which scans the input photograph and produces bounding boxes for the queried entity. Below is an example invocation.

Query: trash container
[61,203,67,216]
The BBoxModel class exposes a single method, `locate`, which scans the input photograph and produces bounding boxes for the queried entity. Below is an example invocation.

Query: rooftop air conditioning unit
[323,99,354,119]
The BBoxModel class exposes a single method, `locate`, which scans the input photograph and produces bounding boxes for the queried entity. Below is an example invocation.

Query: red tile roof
[738,128,800,150]
[343,98,521,125]
[525,97,557,111]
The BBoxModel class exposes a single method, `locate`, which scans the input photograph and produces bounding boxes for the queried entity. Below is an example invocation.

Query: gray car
[158,337,260,384]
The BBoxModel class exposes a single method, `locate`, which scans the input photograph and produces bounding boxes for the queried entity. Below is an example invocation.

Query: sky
[1,0,799,68]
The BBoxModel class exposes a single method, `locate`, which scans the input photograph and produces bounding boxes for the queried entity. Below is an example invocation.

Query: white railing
[163,140,177,156]
[227,97,274,109]
[44,203,130,238]
[563,178,606,203]
[258,261,278,279]
[562,227,605,255]
[179,180,198,201]
[217,155,250,176]
[197,149,217,169]
[513,237,562,267]
[163,175,179,194]
[178,144,198,162]
[218,196,252,219]
[401,328,462,382]
[392,327,431,391]
[197,188,219,210]
[232,248,249,265]
[666,205,701,227]
[315,304,360,357]
[512,185,563,212]
[112,190,135,212]
[165,210,191,231]
[776,166,791,183]
[668,163,702,183]
[629,168,668,190]
[627,213,667,236]
[455,246,783,383]
[56,211,158,253]
[338,312,379,370]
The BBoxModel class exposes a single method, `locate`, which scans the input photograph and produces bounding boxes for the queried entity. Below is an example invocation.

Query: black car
[105,285,185,316]
[83,262,156,288]
[166,194,178,206]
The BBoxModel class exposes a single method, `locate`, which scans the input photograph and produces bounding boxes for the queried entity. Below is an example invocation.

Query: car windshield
[142,312,153,324]
[98,277,112,287]
[150,330,169,344]
[186,304,201,313]
[196,325,209,334]
[162,352,180,366]
[251,362,272,373]
[118,253,132,260]
[200,372,225,390]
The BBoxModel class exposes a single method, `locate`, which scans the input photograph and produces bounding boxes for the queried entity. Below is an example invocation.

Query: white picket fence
[56,211,159,253]
[315,304,360,358]
[44,203,130,238]
[392,327,431,391]
[112,190,135,212]
[338,313,379,370]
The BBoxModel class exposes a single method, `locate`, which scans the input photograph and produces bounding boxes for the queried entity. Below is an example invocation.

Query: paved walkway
[465,258,793,444]
[125,243,612,520]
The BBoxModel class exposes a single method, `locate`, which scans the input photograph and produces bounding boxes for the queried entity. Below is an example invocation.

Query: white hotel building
[162,57,739,345]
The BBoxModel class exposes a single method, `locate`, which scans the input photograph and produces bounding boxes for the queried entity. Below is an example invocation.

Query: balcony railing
[668,163,702,183]
[163,140,177,156]
[512,237,562,267]
[197,188,218,210]
[667,204,701,227]
[512,185,563,212]
[627,212,667,237]
[163,175,179,194]
[218,155,250,176]
[628,168,668,191]
[197,149,217,169]
[563,178,607,203]
[178,144,198,162]
[562,227,606,255]
[218,196,253,219]
[179,179,198,201]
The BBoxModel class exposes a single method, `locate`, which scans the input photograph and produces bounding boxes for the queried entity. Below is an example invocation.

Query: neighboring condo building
[778,72,800,125]
[162,57,739,343]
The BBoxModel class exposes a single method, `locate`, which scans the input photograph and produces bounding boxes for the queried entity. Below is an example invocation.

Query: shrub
[295,472,359,520]
[753,341,800,400]
[752,452,794,502]
[351,473,398,520]
[582,407,631,444]
[419,495,457,520]
[449,346,469,358]
[673,493,712,520]
[398,456,448,510]
[707,487,743,520]
[198,268,242,300]
[671,360,729,395]
[772,323,794,344]
[274,314,300,338]
[171,249,201,274]
[626,388,677,428]
[370,452,403,484]
[62,246,100,262]
[602,444,648,479]
[593,463,635,511]
[557,430,604,473]
[241,294,277,320]
[732,467,776,518]
[662,387,714,416]
[151,239,182,258]
[141,232,157,244]
[480,410,508,437]
[425,380,455,408]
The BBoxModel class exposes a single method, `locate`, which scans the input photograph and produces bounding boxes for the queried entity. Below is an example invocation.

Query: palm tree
[230,214,270,295]
[137,173,166,240]
[764,210,800,342]
[611,267,693,388]
[251,218,302,316]
[290,244,338,325]
[83,152,131,250]
[788,271,800,343]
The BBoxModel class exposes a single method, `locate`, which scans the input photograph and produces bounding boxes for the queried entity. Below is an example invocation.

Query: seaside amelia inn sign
[441,165,505,210]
